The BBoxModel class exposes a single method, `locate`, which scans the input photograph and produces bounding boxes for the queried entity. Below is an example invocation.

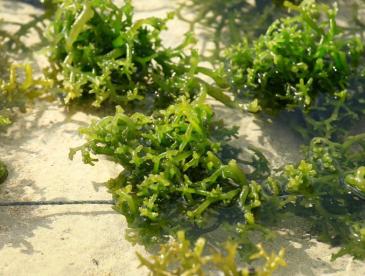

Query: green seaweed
[47,0,234,110]
[224,0,364,139]
[0,63,53,124]
[137,230,286,276]
[39,0,365,266]
[0,160,8,184]
[244,134,365,260]
[1,0,363,268]
[0,8,54,182]
[70,95,266,229]
[0,63,53,183]
[178,0,304,61]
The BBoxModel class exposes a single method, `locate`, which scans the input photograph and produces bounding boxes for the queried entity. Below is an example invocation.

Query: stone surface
[0,1,364,275]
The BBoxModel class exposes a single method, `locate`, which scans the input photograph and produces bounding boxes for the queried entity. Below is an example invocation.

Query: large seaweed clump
[47,0,211,110]
[70,95,269,231]
[224,0,364,139]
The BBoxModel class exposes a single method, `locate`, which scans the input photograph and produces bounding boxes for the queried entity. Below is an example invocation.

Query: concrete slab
[0,1,364,275]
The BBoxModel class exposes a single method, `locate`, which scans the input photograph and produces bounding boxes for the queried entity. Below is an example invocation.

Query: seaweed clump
[47,0,208,110]
[178,0,303,61]
[244,134,365,260]
[70,95,265,231]
[225,0,364,139]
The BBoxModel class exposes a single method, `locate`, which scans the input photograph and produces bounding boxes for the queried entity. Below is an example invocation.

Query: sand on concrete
[0,1,364,275]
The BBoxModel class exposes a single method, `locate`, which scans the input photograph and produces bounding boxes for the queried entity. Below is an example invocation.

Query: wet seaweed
[224,0,365,140]
[46,0,234,111]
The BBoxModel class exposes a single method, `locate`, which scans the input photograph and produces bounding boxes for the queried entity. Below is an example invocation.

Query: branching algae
[68,0,365,265]
[0,13,53,183]
[245,134,365,260]
[70,95,257,226]
[137,231,286,276]
[178,0,306,61]
[47,0,234,110]
[224,0,364,139]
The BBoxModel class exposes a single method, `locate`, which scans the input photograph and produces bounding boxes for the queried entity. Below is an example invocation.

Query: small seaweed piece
[345,167,365,194]
[0,63,53,124]
[137,230,286,276]
[0,40,9,77]
[224,0,364,139]
[0,0,56,184]
[0,0,54,121]
[0,160,8,184]
[0,62,53,183]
